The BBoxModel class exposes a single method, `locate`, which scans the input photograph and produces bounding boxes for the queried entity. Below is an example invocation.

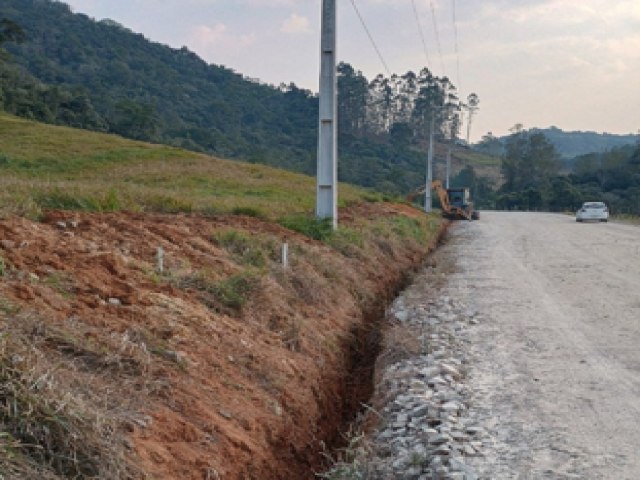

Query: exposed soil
[0,203,445,479]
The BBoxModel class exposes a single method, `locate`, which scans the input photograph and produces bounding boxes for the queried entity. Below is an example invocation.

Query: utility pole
[316,0,338,228]
[445,144,452,189]
[425,115,434,213]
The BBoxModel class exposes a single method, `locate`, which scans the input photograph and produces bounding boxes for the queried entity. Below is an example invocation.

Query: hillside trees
[0,18,24,51]
[0,0,486,198]
[496,125,640,215]
[498,128,561,210]
[337,62,462,143]
[568,145,640,214]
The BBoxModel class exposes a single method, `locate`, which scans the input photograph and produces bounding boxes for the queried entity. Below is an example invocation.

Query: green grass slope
[0,113,371,220]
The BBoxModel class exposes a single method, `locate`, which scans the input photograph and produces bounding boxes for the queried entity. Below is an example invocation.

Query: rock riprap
[322,269,490,480]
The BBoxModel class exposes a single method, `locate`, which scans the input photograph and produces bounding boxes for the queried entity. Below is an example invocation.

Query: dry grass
[0,311,158,479]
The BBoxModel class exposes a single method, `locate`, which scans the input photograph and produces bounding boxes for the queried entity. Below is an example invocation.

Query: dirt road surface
[445,212,640,479]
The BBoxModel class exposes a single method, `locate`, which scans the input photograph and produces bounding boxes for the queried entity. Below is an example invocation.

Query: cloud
[280,13,312,34]
[187,23,256,58]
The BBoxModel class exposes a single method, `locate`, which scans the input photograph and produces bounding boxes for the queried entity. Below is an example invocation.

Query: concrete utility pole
[445,144,452,189]
[316,0,338,228]
[425,115,435,213]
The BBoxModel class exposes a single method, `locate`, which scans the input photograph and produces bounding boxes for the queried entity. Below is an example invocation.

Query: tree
[465,93,479,143]
[475,132,503,156]
[500,129,561,209]
[0,18,24,63]
[337,63,368,136]
[110,100,159,140]
[0,19,24,45]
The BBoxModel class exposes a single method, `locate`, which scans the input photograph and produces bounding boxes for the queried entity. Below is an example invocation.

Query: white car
[576,202,609,222]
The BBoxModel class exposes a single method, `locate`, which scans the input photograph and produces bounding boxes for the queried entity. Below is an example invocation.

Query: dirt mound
[0,205,444,479]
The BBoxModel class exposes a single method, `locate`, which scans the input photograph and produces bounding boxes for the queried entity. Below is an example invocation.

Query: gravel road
[448,212,640,479]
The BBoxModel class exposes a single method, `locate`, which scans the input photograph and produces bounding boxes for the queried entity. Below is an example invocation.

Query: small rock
[133,415,152,428]
[108,297,122,306]
[218,409,233,420]
[441,401,461,413]
[410,405,429,419]
[163,350,187,364]
[441,363,462,380]
[463,444,479,456]
[428,433,450,445]
[432,444,451,456]
[451,430,468,442]
[56,221,67,229]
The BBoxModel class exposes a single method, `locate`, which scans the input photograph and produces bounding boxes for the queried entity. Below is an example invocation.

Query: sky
[63,0,640,142]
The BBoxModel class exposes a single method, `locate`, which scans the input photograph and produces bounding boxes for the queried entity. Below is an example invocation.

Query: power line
[428,1,446,75]
[451,0,462,93]
[410,0,432,70]
[348,0,392,76]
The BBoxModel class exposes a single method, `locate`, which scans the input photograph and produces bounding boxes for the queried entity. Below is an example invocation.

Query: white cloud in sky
[280,13,312,34]
[187,24,256,59]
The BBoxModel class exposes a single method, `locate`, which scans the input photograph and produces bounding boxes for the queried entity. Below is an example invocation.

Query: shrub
[33,189,122,212]
[34,191,101,211]
[212,272,259,311]
[231,206,266,219]
[326,227,364,257]
[176,270,260,313]
[390,216,426,244]
[278,214,334,241]
[0,152,12,166]
[211,229,267,268]
[362,192,383,203]
[143,194,193,213]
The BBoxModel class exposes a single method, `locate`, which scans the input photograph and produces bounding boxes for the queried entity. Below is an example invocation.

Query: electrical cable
[348,0,392,76]
[428,0,446,75]
[451,0,462,93]
[410,0,432,69]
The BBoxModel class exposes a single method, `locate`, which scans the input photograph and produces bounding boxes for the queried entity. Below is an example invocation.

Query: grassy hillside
[0,113,371,220]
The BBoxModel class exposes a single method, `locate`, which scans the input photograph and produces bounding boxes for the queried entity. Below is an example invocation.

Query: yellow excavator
[407,180,479,220]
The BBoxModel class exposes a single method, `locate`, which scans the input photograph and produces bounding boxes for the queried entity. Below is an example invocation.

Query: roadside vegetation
[0,108,444,478]
[492,127,640,216]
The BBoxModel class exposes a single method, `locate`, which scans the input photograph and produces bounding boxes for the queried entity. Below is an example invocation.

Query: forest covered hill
[474,127,639,161]
[0,0,495,198]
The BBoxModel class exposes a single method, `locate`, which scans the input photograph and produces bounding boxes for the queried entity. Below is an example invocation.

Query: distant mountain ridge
[530,127,639,159]
[474,127,639,161]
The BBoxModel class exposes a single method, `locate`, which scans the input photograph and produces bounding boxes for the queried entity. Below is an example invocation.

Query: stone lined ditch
[320,239,488,480]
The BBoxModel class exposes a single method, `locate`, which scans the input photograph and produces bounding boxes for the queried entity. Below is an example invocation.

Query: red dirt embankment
[0,203,444,479]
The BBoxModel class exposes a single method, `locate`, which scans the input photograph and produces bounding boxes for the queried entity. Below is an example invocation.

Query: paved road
[446,212,640,479]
